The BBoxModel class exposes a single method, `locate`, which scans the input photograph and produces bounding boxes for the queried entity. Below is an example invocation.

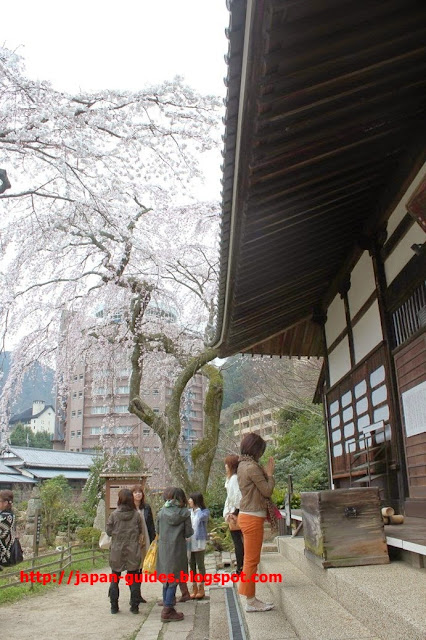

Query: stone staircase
[130,538,426,640]
[236,537,426,640]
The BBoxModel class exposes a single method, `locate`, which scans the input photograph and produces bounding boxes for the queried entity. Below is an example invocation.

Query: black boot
[129,581,140,614]
[109,582,119,614]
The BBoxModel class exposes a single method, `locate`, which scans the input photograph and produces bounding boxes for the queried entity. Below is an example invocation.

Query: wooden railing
[0,541,108,591]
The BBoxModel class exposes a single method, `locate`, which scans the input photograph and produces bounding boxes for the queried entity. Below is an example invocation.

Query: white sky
[3,0,229,96]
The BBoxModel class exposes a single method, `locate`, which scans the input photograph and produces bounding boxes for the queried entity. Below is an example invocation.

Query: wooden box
[301,488,389,568]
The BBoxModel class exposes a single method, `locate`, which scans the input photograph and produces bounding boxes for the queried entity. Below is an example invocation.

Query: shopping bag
[99,531,111,550]
[142,535,158,574]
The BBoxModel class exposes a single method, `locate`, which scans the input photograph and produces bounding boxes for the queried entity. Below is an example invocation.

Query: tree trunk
[129,346,222,494]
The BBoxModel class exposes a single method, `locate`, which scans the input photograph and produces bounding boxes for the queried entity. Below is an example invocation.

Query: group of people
[106,484,210,621]
[1,430,275,620]
[108,431,275,618]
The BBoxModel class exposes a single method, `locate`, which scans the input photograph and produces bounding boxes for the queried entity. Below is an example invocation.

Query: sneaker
[253,596,273,607]
[245,598,274,612]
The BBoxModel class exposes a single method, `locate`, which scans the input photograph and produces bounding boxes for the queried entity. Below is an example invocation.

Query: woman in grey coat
[156,487,193,622]
[106,488,142,614]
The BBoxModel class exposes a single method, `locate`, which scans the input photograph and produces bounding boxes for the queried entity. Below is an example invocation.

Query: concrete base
[275,536,426,640]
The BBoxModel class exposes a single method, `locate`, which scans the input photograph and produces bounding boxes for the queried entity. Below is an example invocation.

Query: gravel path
[1,566,162,640]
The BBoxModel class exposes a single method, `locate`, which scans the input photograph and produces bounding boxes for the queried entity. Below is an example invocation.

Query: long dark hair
[163,486,187,507]
[189,492,206,510]
[131,484,145,507]
[117,488,136,509]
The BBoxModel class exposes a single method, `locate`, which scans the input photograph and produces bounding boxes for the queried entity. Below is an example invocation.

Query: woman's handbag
[99,531,111,550]
[227,514,241,531]
[8,538,23,565]
[142,535,158,574]
[265,499,283,531]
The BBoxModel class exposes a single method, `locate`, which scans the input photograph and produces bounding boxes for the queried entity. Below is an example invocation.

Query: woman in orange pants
[237,433,275,612]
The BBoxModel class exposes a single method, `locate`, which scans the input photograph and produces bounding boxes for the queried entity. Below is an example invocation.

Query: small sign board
[33,509,42,554]
[100,473,151,527]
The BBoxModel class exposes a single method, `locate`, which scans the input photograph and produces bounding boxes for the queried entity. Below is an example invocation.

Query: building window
[153,408,160,414]
[79,374,84,380]
[143,427,150,435]
[116,386,130,394]
[78,391,83,398]
[77,430,81,437]
[144,446,150,452]
[77,410,82,416]
[91,406,108,414]
[74,375,78,381]
[114,426,133,434]
[71,411,76,417]
[114,405,129,413]
[153,467,159,475]
[71,431,75,438]
[91,427,100,435]
[72,392,77,399]
[153,446,160,452]
[153,389,159,395]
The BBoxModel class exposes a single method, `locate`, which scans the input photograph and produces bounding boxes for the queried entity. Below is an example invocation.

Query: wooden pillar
[370,234,409,512]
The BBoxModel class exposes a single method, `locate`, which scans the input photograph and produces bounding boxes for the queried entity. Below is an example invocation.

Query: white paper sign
[401,381,426,438]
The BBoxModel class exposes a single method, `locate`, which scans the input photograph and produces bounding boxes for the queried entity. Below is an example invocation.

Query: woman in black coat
[132,484,155,604]
[0,490,15,569]
[132,485,155,543]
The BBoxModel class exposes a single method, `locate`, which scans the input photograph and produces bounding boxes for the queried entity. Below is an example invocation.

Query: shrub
[57,506,87,533]
[76,527,102,547]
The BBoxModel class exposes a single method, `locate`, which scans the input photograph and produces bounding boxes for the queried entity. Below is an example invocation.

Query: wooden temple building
[212,0,426,521]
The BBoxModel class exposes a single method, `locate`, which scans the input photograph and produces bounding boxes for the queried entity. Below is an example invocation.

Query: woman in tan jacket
[237,433,275,612]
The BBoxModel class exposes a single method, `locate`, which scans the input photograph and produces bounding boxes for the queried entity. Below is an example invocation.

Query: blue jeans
[163,582,177,607]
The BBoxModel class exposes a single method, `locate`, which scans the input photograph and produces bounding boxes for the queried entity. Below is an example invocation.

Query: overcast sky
[3,0,229,96]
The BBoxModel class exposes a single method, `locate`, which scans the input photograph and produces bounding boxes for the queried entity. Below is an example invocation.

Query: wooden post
[285,474,293,535]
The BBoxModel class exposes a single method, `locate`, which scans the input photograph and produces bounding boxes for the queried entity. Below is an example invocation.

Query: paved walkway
[0,555,219,640]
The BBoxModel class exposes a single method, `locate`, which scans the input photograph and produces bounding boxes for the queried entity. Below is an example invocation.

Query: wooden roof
[212,0,426,358]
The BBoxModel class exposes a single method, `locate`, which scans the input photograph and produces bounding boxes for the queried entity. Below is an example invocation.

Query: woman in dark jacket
[0,490,15,569]
[132,485,155,543]
[156,487,193,622]
[132,484,155,604]
[106,488,142,614]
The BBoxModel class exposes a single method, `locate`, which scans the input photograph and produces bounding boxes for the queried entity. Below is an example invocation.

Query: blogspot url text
[20,570,282,586]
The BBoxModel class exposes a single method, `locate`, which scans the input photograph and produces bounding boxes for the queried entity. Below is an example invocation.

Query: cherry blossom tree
[0,46,223,491]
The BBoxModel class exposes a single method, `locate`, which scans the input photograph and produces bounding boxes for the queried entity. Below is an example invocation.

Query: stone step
[209,587,233,640]
[258,553,378,640]
[277,536,426,640]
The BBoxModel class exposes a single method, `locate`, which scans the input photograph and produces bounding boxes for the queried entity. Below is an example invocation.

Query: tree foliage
[0,47,224,491]
[10,423,53,449]
[269,405,329,493]
[39,475,71,546]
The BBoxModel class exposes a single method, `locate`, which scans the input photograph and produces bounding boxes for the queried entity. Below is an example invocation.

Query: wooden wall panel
[394,331,426,501]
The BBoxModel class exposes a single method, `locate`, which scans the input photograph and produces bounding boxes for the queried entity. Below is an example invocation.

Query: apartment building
[233,398,278,443]
[57,366,206,490]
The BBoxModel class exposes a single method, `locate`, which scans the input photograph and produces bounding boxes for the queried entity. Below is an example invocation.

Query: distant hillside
[0,352,55,413]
